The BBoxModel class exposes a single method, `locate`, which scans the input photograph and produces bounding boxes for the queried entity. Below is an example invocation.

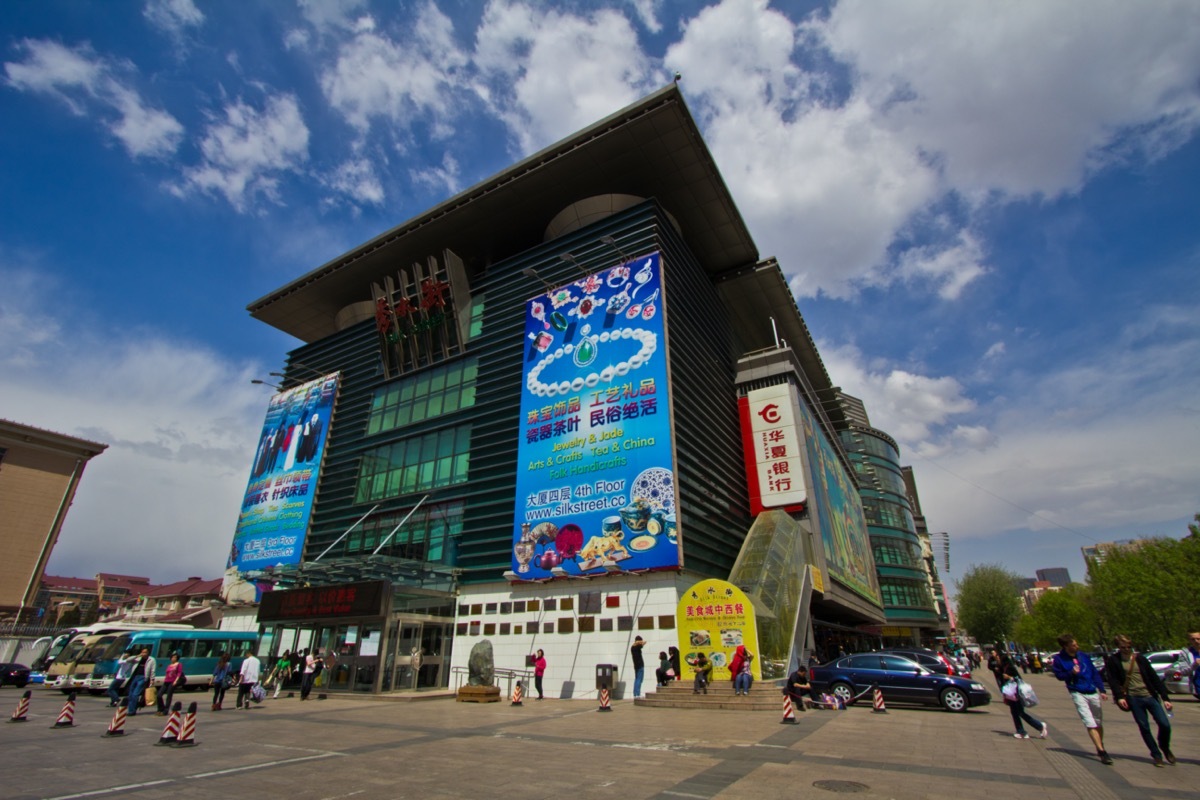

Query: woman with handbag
[157,652,184,716]
[1000,651,1047,739]
[210,653,231,711]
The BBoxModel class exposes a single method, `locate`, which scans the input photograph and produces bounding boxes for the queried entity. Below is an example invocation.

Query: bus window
[161,640,196,659]
[103,634,133,659]
[192,639,222,658]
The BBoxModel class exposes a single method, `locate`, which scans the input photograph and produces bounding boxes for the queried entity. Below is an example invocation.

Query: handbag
[145,684,158,706]
[251,683,266,703]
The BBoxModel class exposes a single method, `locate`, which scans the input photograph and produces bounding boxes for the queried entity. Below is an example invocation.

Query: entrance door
[352,624,382,692]
[389,623,421,691]
[417,623,448,688]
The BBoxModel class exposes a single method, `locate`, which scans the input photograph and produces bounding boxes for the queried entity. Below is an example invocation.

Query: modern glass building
[230,85,885,696]
[835,393,944,646]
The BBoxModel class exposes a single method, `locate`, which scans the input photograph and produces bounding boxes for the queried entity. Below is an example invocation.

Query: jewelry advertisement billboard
[512,252,679,577]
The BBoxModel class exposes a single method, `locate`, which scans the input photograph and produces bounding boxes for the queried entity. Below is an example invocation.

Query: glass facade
[839,427,938,629]
[366,358,478,436]
[354,425,472,503]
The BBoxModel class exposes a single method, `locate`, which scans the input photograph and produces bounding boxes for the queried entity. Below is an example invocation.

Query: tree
[1013,583,1099,650]
[955,564,1023,646]
[1090,537,1200,649]
[1187,512,1200,539]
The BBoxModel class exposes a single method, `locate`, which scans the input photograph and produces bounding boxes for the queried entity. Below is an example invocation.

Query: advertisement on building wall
[676,579,761,682]
[229,373,340,572]
[512,252,679,578]
[796,400,881,605]
[739,383,809,514]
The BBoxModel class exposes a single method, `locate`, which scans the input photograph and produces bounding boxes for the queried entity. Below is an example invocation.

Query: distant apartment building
[1035,567,1071,587]
[120,577,223,628]
[1082,539,1146,573]
[1022,580,1057,614]
[0,420,107,624]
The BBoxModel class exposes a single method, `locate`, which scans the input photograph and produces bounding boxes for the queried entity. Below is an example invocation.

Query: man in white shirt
[237,649,262,710]
[125,647,156,716]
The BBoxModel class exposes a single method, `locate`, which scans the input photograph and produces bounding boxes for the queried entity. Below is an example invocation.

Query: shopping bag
[1018,681,1038,707]
[1001,680,1020,703]
[251,683,266,703]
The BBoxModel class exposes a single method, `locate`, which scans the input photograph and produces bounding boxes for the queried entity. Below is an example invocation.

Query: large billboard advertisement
[229,373,340,572]
[739,384,809,514]
[676,579,761,682]
[796,399,880,605]
[512,252,678,578]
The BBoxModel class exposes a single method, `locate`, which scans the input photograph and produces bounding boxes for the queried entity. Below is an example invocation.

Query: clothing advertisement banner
[512,252,678,578]
[677,579,761,682]
[230,373,340,572]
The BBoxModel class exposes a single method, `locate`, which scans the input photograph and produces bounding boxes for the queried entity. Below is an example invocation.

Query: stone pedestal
[457,685,502,703]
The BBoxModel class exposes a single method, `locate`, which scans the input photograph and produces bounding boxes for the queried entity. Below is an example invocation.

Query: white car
[1145,650,1191,696]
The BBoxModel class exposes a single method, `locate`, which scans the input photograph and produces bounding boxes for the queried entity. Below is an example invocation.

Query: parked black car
[810,652,991,712]
[878,647,967,677]
[0,663,32,688]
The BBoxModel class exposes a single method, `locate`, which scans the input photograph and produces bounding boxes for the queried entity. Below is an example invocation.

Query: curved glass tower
[836,397,939,644]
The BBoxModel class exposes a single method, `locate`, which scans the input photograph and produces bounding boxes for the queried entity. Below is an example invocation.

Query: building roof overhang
[247,83,759,343]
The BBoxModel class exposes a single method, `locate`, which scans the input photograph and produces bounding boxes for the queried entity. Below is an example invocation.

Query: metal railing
[450,666,534,695]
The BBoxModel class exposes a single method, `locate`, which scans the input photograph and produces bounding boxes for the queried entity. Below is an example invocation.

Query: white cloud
[815,0,1200,199]
[143,0,205,37]
[894,230,988,300]
[0,263,266,582]
[175,93,310,211]
[474,0,661,155]
[4,39,183,159]
[410,152,460,196]
[322,156,385,206]
[297,0,369,34]
[321,3,467,135]
[982,342,1005,360]
[627,0,664,34]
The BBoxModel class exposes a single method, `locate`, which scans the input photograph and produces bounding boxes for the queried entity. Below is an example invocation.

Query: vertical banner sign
[230,373,340,571]
[796,399,880,605]
[739,384,808,514]
[676,579,760,682]
[512,253,679,578]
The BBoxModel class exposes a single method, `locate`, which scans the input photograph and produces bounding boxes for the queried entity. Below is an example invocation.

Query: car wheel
[15,680,28,689]
[830,682,854,705]
[940,687,968,712]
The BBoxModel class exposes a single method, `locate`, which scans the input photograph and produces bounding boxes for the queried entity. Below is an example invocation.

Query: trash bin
[596,664,617,691]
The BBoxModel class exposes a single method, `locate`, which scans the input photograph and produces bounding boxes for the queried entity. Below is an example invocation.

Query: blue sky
[2,0,1197,596]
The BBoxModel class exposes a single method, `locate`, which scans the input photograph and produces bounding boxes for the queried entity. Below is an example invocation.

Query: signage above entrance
[258,579,390,622]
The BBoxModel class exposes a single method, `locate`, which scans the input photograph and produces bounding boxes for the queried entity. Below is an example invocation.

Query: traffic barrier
[52,692,76,728]
[154,702,183,746]
[871,684,887,714]
[780,694,797,724]
[172,702,198,747]
[598,687,612,711]
[9,690,31,723]
[511,681,523,706]
[104,705,128,737]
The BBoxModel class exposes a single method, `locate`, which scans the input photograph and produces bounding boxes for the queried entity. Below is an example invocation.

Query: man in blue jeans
[124,647,156,717]
[630,636,647,698]
[1105,635,1175,766]
[107,649,135,707]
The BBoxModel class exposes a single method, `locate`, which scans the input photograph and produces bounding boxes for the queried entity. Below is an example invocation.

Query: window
[847,655,881,669]
[345,500,464,561]
[366,358,479,436]
[879,579,934,609]
[355,426,472,503]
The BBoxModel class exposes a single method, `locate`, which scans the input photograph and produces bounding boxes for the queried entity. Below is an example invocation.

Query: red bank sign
[738,384,808,515]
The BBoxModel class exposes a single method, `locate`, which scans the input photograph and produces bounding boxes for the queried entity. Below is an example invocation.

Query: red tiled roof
[96,573,152,585]
[42,575,99,591]
[143,577,222,597]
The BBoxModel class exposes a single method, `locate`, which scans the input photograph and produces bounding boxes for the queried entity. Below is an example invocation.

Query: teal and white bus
[86,629,259,694]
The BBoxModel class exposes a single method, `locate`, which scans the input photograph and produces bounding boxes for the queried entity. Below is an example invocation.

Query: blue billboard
[513,252,678,577]
[229,373,340,572]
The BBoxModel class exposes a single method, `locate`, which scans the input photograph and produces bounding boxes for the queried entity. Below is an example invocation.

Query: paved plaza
[1,672,1197,800]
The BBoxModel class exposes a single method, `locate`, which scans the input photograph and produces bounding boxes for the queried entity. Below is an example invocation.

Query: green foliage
[955,564,1023,645]
[1089,537,1200,649]
[1014,583,1099,650]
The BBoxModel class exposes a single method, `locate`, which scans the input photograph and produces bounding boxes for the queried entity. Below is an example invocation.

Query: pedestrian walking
[157,652,184,715]
[269,649,292,699]
[1105,635,1175,766]
[124,647,155,717]
[1050,633,1112,764]
[210,653,231,710]
[692,652,712,694]
[532,649,547,699]
[300,649,322,700]
[630,636,647,698]
[237,648,261,709]
[107,649,134,707]
[1181,631,1200,700]
[999,650,1047,739]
